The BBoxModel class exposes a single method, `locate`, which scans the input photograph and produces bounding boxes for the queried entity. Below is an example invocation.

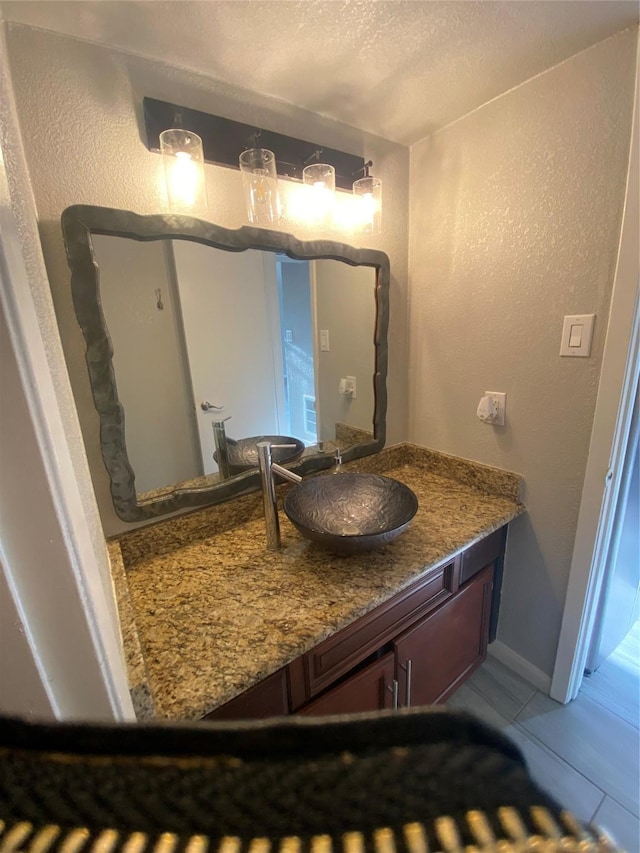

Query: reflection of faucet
[212,416,232,480]
[257,441,303,550]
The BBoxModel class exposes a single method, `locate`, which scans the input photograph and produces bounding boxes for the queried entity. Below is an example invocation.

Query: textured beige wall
[408,28,638,677]
[5,23,409,537]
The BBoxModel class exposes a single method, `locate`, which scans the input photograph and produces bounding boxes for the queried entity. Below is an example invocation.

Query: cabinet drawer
[302,562,454,700]
[297,652,395,717]
[202,667,289,720]
[458,526,505,585]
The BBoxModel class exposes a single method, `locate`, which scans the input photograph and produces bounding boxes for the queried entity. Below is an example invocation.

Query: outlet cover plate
[485,391,506,426]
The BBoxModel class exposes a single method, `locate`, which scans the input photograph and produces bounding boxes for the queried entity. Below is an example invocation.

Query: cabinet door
[297,653,395,717]
[202,667,289,720]
[394,566,493,707]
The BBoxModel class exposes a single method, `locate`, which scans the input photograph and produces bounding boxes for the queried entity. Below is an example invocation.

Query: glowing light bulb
[160,129,207,212]
[168,151,199,208]
[303,164,336,225]
[353,175,381,234]
[239,149,281,225]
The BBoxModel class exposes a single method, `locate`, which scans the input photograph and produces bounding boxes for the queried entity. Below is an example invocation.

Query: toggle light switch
[560,314,595,357]
[569,324,583,348]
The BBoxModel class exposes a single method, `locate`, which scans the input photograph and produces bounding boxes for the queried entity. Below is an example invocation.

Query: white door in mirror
[477,392,506,426]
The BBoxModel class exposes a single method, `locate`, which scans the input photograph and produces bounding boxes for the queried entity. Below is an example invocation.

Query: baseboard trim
[488,641,552,694]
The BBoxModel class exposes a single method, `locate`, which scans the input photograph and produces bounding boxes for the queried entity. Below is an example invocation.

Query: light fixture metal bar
[143,97,365,191]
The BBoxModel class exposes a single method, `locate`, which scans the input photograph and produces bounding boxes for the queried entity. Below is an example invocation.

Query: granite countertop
[109,444,525,721]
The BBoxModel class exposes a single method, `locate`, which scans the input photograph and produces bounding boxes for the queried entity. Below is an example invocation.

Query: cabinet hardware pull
[387,679,399,710]
[400,659,412,707]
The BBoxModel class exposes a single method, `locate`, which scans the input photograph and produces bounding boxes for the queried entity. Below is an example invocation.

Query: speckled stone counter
[111,444,524,721]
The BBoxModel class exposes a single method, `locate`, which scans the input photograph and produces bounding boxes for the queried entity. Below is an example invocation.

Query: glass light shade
[302,163,336,223]
[353,175,382,234]
[159,129,207,212]
[239,148,282,225]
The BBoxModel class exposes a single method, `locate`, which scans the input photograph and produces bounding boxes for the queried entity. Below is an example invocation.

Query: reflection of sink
[214,435,305,475]
[283,472,418,554]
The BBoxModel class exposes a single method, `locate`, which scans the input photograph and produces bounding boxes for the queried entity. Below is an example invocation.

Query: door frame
[0,52,133,719]
[551,60,639,703]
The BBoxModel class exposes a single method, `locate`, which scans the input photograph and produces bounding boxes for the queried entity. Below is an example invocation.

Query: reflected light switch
[320,329,330,351]
[560,314,595,357]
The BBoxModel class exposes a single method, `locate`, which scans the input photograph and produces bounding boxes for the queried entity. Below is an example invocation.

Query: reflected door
[92,235,203,494]
[170,242,286,474]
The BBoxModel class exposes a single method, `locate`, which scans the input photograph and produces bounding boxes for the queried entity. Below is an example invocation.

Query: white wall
[4,23,410,537]
[408,28,638,678]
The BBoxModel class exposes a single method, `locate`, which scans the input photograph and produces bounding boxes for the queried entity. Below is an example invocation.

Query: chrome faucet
[257,441,302,550]
[211,416,232,480]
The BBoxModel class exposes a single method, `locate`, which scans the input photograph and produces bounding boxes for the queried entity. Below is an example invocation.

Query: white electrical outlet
[485,391,506,426]
[346,376,357,399]
[339,376,357,398]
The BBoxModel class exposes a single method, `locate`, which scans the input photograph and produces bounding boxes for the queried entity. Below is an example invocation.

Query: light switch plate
[560,314,595,357]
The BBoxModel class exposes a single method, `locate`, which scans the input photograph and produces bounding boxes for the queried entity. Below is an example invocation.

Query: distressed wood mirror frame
[61,205,390,522]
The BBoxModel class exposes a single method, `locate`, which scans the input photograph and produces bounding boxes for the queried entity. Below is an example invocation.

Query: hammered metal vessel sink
[283,472,418,554]
[214,435,305,474]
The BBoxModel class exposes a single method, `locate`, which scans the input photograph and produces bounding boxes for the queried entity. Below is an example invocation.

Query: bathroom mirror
[61,205,389,522]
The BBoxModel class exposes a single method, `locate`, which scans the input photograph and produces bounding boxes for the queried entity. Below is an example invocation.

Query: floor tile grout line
[579,683,640,730]
[454,680,514,727]
[594,795,640,821]
[589,791,608,824]
[466,634,640,841]
[512,689,539,720]
[508,718,609,805]
[471,682,537,723]
[510,721,640,818]
[513,687,541,722]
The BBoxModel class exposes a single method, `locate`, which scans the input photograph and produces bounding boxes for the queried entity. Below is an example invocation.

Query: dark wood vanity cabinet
[204,525,506,721]
[393,565,493,707]
[202,667,289,720]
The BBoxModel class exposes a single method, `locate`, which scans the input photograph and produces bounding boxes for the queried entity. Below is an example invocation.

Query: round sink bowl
[283,472,418,554]
[214,435,305,475]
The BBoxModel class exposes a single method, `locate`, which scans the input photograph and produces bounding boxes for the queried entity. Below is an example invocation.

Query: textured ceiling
[2,0,638,145]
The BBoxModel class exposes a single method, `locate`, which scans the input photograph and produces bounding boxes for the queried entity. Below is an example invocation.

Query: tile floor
[446,622,640,851]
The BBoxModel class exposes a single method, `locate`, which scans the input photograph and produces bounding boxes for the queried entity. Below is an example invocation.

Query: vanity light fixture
[144,98,367,227]
[353,161,382,234]
[159,125,207,213]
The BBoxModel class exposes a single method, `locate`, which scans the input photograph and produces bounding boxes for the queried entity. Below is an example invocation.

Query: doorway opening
[276,257,318,446]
